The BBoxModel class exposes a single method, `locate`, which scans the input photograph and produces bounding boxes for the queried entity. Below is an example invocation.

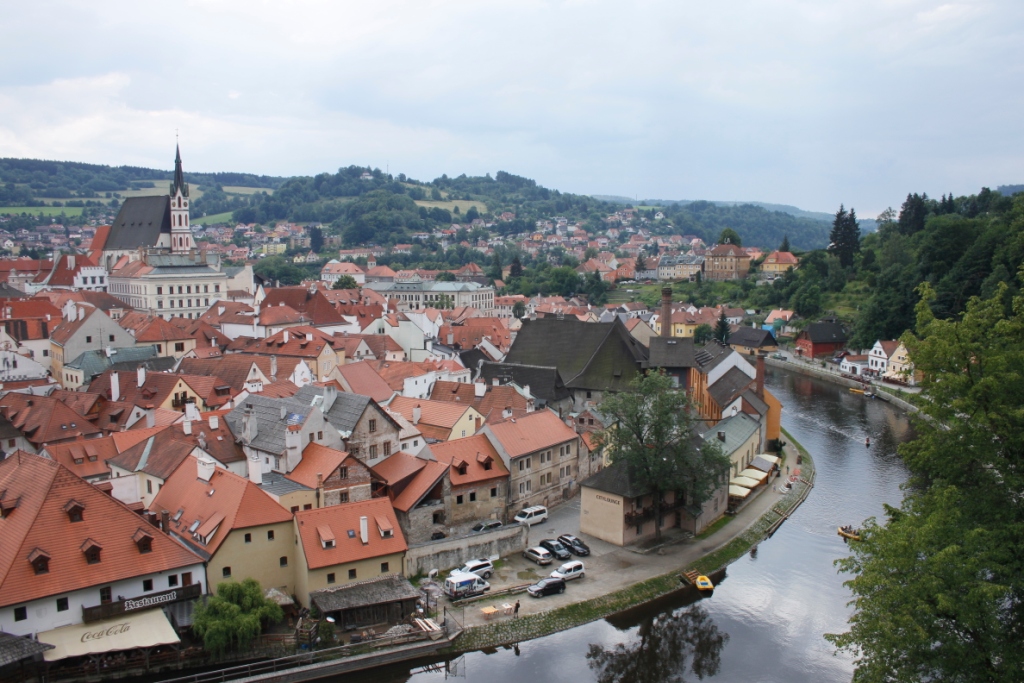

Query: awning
[38,609,179,661]
[749,456,776,473]
[730,475,760,488]
[740,468,768,482]
[758,454,781,465]
[728,485,751,498]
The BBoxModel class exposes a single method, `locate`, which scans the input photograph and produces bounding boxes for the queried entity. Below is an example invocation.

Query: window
[86,336,92,343]
[368,419,376,432]
[267,530,275,540]
[327,573,336,584]
[348,569,357,580]
[100,586,112,604]
[204,285,209,293]
[84,546,101,564]
[469,491,476,502]
[31,554,49,575]
[338,467,348,479]
[490,486,498,497]
[109,334,115,342]
[383,441,391,456]
[168,575,178,587]
[309,433,314,443]
[7,439,14,448]
[143,579,153,592]
[338,491,349,503]
[279,556,288,567]
[290,506,299,513]
[222,567,232,578]
[157,287,163,295]
[146,480,152,494]
[174,342,185,352]
[381,562,389,573]
[369,444,378,459]
[317,431,323,440]
[456,495,464,505]
[244,533,252,543]
[43,349,48,357]
[14,606,26,622]
[57,597,69,612]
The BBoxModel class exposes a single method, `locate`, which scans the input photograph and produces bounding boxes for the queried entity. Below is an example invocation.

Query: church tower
[169,144,195,254]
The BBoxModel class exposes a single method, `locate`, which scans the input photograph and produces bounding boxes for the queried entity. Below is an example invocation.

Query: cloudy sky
[1,1,1021,215]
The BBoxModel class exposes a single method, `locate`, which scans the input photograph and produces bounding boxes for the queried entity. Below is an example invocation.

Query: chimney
[209,415,219,430]
[316,473,323,509]
[183,419,192,435]
[247,453,263,485]
[660,287,673,338]
[283,330,289,344]
[160,510,170,534]
[198,431,207,450]
[284,424,302,472]
[242,407,257,444]
[359,516,369,545]
[756,351,766,400]
[67,254,75,270]
[305,332,313,342]
[412,404,421,425]
[145,407,155,428]
[110,371,120,402]
[323,384,337,413]
[280,405,287,420]
[137,365,146,388]
[197,456,216,481]
[185,401,201,422]
[270,355,278,380]
[492,377,499,386]
[474,382,486,398]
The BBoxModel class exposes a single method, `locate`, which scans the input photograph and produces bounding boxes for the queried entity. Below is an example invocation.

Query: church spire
[170,143,189,198]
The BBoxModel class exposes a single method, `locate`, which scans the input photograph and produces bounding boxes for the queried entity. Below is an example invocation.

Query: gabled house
[370,452,449,544]
[428,379,534,423]
[293,384,401,466]
[387,396,484,443]
[883,341,920,386]
[728,327,779,357]
[49,304,128,380]
[795,319,848,358]
[0,393,101,450]
[286,442,374,507]
[426,434,510,530]
[868,340,900,374]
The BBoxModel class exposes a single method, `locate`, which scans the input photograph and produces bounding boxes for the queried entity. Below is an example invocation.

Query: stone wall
[402,524,528,577]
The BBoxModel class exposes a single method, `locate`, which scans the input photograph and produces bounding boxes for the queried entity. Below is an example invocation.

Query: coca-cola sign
[80,622,130,643]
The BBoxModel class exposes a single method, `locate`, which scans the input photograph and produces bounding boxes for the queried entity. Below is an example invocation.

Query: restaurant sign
[82,582,202,623]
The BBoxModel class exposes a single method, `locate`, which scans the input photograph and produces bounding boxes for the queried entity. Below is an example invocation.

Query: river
[337,368,914,683]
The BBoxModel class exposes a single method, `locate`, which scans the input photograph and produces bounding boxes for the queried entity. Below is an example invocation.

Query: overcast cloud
[1,0,1022,215]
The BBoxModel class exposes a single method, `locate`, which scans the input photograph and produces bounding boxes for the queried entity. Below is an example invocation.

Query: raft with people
[838,525,862,541]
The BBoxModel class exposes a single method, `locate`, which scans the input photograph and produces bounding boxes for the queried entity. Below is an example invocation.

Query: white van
[513,505,548,526]
[443,571,491,599]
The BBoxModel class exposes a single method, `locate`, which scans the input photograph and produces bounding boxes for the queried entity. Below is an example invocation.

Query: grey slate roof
[581,461,650,499]
[0,413,24,442]
[109,355,176,374]
[699,412,760,457]
[647,337,696,369]
[802,320,848,344]
[106,196,172,250]
[693,341,732,373]
[311,574,420,613]
[728,327,777,349]
[740,389,768,417]
[65,345,163,379]
[503,318,648,393]
[478,361,570,405]
[707,366,756,408]
[258,471,311,497]
[0,631,53,667]
[224,394,313,456]
[293,385,375,434]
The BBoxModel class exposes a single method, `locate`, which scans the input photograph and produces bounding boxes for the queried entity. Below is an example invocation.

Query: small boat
[695,575,714,591]
[838,526,862,541]
[849,388,865,394]
[865,437,871,447]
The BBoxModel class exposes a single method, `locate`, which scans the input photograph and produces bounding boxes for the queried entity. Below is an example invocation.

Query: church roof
[106,196,171,251]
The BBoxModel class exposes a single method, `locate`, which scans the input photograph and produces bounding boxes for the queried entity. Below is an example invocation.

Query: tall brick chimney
[756,351,766,399]
[660,287,673,338]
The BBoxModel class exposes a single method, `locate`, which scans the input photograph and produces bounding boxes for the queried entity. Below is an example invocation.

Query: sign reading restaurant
[82,582,202,623]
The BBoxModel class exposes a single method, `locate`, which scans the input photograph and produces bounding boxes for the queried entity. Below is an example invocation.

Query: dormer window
[81,539,103,564]
[28,548,50,575]
[133,528,154,554]
[64,500,85,523]
[0,496,18,518]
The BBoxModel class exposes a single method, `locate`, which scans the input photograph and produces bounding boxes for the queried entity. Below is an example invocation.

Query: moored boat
[695,575,714,591]
[837,526,862,541]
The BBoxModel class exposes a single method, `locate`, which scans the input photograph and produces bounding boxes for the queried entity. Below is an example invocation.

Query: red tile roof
[430,434,508,486]
[287,443,350,489]
[0,393,101,446]
[428,381,529,422]
[388,396,477,431]
[485,409,577,458]
[151,455,292,557]
[335,361,393,402]
[391,460,448,512]
[0,452,202,608]
[294,498,406,569]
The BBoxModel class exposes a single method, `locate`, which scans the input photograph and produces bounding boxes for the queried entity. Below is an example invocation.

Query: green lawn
[414,199,487,214]
[193,211,235,226]
[0,206,84,217]
[222,186,274,195]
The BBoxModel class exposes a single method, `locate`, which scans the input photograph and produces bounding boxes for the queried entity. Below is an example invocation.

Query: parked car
[523,546,554,566]
[513,505,549,526]
[443,571,490,599]
[471,520,503,533]
[452,558,494,579]
[770,352,787,361]
[430,531,447,540]
[527,577,566,598]
[539,538,571,561]
[550,561,586,581]
[557,534,591,557]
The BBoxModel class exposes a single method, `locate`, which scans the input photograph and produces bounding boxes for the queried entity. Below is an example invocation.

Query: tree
[828,204,861,268]
[192,579,283,656]
[718,228,742,247]
[309,226,324,253]
[435,271,456,282]
[597,371,729,541]
[778,235,790,253]
[436,293,454,309]
[465,205,479,222]
[693,323,713,345]
[827,281,1024,680]
[332,274,358,290]
[512,300,526,318]
[635,252,647,272]
[584,247,599,261]
[509,256,524,278]
[488,252,502,280]
[714,309,730,343]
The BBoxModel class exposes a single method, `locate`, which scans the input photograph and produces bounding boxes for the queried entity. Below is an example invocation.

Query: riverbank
[765,356,920,415]
[448,432,817,653]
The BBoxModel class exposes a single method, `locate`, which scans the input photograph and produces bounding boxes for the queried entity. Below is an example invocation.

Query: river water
[338,368,914,683]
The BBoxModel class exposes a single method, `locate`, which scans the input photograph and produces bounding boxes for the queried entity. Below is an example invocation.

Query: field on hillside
[414,199,487,214]
[222,186,273,195]
[0,205,84,217]
[193,212,235,226]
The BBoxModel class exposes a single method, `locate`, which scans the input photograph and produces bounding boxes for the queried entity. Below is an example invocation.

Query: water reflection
[587,603,728,683]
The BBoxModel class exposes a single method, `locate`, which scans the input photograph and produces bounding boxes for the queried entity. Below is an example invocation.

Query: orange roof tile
[0,393,100,446]
[287,443,350,489]
[485,409,577,458]
[335,361,393,402]
[0,452,202,608]
[430,434,509,487]
[295,498,407,569]
[390,460,448,512]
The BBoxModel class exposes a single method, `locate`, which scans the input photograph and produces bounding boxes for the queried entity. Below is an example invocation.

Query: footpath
[450,431,816,652]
